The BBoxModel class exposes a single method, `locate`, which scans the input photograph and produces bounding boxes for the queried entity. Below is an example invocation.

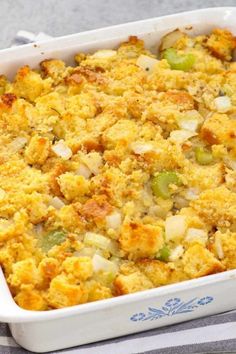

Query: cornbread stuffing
[0,28,235,311]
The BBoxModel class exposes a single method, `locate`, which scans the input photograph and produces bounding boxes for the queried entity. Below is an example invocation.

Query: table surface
[0,0,235,49]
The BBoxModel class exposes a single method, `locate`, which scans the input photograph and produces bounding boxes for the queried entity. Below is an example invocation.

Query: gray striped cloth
[0,31,236,354]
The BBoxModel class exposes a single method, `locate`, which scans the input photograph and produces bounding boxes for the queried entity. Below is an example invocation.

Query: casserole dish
[0,7,236,352]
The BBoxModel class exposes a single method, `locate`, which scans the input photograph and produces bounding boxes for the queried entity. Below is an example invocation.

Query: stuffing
[182,244,225,278]
[201,113,236,150]
[114,271,153,295]
[137,259,171,286]
[191,186,236,228]
[15,285,47,311]
[62,256,93,280]
[119,222,164,259]
[47,275,88,308]
[57,172,89,200]
[24,135,50,165]
[0,28,235,311]
[203,29,236,61]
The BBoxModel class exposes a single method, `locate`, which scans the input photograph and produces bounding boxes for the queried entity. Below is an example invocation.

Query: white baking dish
[0,7,236,352]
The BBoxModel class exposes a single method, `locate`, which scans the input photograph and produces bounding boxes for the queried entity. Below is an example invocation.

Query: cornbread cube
[87,281,112,302]
[114,271,153,295]
[8,258,40,289]
[13,65,51,101]
[203,29,236,61]
[137,259,171,286]
[119,222,164,259]
[182,244,225,278]
[213,231,236,269]
[38,258,60,283]
[47,275,88,309]
[62,256,93,281]
[40,59,66,82]
[15,285,47,310]
[57,172,89,201]
[102,119,138,149]
[191,186,236,228]
[201,113,236,150]
[25,135,50,165]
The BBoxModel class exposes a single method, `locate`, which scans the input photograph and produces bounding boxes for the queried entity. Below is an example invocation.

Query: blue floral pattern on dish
[130,296,214,322]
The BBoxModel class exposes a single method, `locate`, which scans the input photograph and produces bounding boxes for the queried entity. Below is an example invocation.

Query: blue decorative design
[130,296,214,322]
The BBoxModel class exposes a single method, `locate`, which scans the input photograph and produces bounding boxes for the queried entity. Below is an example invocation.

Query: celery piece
[40,230,67,252]
[195,147,213,165]
[151,171,181,199]
[163,48,195,71]
[156,245,170,262]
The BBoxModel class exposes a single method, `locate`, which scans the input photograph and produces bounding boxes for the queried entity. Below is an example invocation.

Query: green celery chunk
[195,147,213,165]
[156,245,170,262]
[40,230,67,252]
[163,48,195,71]
[151,171,181,199]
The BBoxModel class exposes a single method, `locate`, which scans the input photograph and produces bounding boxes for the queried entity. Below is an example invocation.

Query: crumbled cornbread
[0,28,235,311]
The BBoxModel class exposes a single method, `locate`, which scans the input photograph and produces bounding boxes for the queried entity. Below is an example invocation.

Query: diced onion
[185,188,199,201]
[92,254,118,274]
[34,223,43,235]
[215,234,224,259]
[75,163,92,179]
[165,215,187,241]
[52,140,72,160]
[84,232,111,250]
[224,158,236,171]
[81,152,103,175]
[169,130,197,144]
[9,137,27,153]
[130,142,154,154]
[214,96,231,113]
[185,228,208,245]
[49,196,65,210]
[74,247,97,258]
[136,55,159,73]
[177,112,201,132]
[159,29,185,51]
[106,211,122,230]
[0,188,6,201]
[92,50,117,59]
[169,245,184,261]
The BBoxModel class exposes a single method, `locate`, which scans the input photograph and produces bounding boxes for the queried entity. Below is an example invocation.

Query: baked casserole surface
[0,29,235,310]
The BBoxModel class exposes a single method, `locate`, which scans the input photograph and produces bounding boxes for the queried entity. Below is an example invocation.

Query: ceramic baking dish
[0,7,236,353]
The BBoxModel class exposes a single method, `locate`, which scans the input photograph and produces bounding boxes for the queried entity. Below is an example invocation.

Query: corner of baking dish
[0,6,236,324]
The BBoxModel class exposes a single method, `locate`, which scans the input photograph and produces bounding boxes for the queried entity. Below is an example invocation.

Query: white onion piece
[185,228,208,245]
[75,163,92,179]
[82,152,103,175]
[92,254,118,274]
[52,140,72,160]
[9,137,27,153]
[177,116,199,132]
[130,142,154,154]
[106,211,122,230]
[84,232,111,250]
[136,55,159,73]
[49,196,65,210]
[169,245,184,261]
[0,188,6,200]
[91,49,117,59]
[224,158,236,171]
[214,96,231,113]
[215,234,224,259]
[185,188,199,201]
[160,29,185,51]
[34,223,43,235]
[165,215,187,241]
[169,130,197,144]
